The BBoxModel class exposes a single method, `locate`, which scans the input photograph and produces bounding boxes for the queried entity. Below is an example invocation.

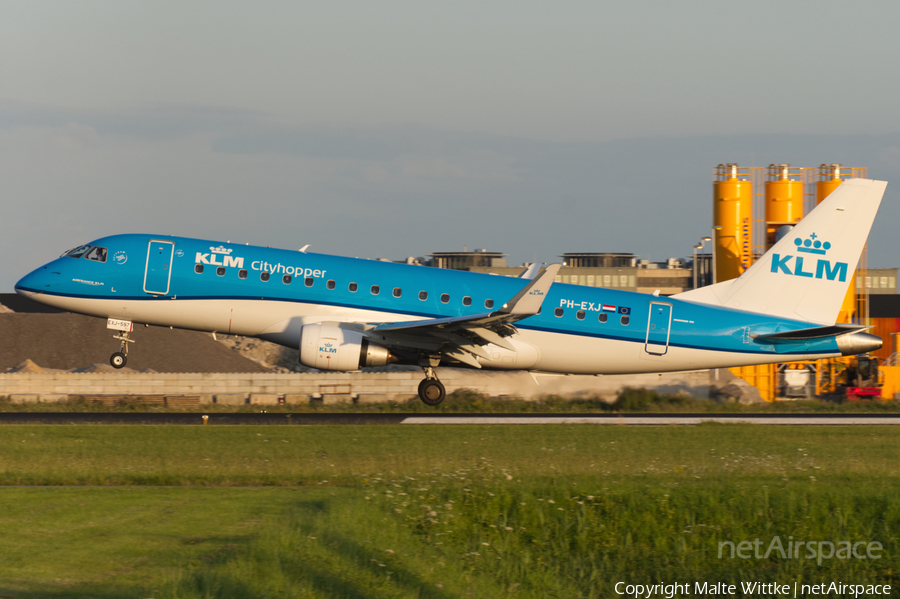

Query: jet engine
[299,323,396,371]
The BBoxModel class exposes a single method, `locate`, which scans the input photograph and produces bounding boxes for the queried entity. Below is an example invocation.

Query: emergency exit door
[143,240,175,295]
[644,301,672,355]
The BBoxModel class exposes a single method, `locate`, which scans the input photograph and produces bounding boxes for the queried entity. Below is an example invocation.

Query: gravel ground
[0,295,420,375]
[0,312,268,373]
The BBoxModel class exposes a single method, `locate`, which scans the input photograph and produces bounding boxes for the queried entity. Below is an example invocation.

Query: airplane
[14,178,887,406]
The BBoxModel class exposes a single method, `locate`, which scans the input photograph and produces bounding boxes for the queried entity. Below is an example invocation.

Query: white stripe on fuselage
[19,291,840,374]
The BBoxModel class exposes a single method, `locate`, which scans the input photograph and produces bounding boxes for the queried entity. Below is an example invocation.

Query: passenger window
[239,269,248,279]
[576,310,585,320]
[393,288,402,298]
[217,267,226,276]
[554,307,564,317]
[84,246,108,263]
[349,282,358,292]
[620,315,630,326]
[440,293,450,304]
[327,280,336,290]
[485,299,494,309]
[419,291,428,301]
[598,313,608,323]
[463,296,472,306]
[194,264,204,274]
[62,245,92,259]
[371,285,380,295]
[304,277,314,287]
[260,272,270,282]
[283,274,292,284]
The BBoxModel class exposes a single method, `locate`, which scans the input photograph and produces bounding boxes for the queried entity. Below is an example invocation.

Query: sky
[2,1,900,291]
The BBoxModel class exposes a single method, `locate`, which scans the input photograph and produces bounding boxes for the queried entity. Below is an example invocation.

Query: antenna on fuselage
[299,244,310,253]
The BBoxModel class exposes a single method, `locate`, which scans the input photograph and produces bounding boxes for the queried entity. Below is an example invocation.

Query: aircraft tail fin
[675,178,887,324]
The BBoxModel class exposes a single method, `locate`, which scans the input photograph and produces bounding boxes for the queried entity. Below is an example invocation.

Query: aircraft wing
[365,264,560,368]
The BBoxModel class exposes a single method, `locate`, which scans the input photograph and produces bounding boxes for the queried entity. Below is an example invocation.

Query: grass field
[1,424,898,597]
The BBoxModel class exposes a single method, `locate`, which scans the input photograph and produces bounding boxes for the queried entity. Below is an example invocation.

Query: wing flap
[469,327,516,351]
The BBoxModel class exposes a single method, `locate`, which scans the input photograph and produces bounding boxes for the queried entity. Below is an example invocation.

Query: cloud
[3,105,900,289]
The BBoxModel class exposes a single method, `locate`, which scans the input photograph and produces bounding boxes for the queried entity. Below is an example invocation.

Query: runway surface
[1,413,899,425]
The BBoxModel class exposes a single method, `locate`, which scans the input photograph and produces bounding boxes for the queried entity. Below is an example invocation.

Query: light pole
[712,227,722,284]
[693,236,712,289]
[693,244,702,289]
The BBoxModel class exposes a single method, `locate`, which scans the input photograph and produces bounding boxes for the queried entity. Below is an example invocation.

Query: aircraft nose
[14,272,34,295]
[15,265,58,296]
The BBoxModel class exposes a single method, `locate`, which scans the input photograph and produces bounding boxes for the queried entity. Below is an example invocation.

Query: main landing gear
[417,356,446,406]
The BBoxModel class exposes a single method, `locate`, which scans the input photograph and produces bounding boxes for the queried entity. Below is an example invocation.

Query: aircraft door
[144,240,175,295]
[644,301,672,356]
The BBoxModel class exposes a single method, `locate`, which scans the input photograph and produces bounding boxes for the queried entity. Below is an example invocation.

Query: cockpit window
[84,246,108,263]
[62,245,92,259]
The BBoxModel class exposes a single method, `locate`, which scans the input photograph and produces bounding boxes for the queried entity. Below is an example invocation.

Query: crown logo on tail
[794,233,831,256]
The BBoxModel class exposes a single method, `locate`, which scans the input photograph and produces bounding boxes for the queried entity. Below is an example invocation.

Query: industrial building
[859,268,897,295]
[426,250,693,295]
[712,163,900,400]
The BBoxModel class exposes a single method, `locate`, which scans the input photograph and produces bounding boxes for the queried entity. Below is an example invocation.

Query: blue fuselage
[15,233,844,374]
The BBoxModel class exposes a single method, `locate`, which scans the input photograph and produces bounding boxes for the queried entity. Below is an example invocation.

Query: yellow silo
[817,164,856,323]
[713,164,753,282]
[816,163,843,203]
[765,164,804,249]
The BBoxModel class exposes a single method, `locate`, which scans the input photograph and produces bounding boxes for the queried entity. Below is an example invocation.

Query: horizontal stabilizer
[751,323,867,343]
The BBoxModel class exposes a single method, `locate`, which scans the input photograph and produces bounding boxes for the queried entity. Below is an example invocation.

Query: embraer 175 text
[15,179,887,405]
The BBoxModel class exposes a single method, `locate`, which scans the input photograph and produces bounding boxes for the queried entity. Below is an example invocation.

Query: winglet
[500,263,561,315]
[518,263,542,280]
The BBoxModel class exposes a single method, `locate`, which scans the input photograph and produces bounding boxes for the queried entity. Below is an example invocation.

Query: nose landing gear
[110,350,127,368]
[107,318,135,369]
[110,331,135,368]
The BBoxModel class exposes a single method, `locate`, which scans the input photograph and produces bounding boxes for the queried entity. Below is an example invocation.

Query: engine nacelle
[299,323,395,371]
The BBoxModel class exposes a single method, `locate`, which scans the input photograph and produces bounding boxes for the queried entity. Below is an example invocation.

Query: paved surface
[1,413,898,425]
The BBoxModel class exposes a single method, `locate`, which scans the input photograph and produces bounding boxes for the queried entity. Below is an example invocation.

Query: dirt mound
[215,335,310,373]
[5,359,46,373]
[70,363,138,374]
[0,313,268,373]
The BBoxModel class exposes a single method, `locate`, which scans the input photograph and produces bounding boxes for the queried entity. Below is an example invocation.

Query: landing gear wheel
[418,378,446,406]
[110,352,127,369]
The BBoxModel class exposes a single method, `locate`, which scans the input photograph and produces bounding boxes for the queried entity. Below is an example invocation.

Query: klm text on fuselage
[195,252,327,279]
